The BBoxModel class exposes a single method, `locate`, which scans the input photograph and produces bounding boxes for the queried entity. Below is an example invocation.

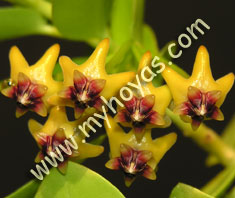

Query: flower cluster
[1,39,234,186]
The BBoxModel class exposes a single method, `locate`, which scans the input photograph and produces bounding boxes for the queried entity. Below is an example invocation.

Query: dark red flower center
[59,70,105,118]
[1,72,47,117]
[115,95,164,134]
[174,86,224,130]
[106,144,156,186]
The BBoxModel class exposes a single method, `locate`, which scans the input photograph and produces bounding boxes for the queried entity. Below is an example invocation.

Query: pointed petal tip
[124,175,135,187]
[134,129,145,142]
[138,51,152,71]
[143,166,157,180]
[59,56,73,66]
[105,158,120,170]
[58,160,68,174]
[15,108,27,118]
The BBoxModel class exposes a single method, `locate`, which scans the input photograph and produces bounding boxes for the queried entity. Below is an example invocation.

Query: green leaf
[5,180,40,198]
[106,40,135,73]
[170,183,214,198]
[142,24,159,55]
[111,0,145,47]
[201,165,235,197]
[35,161,124,198]
[6,0,52,19]
[52,0,110,42]
[0,7,54,40]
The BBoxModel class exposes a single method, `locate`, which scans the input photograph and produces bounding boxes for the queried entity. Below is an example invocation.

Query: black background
[0,1,235,198]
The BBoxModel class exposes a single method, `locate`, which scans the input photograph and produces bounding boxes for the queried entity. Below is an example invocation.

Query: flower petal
[137,150,152,164]
[120,144,133,166]
[74,104,85,119]
[191,117,202,130]
[105,158,120,170]
[87,79,106,97]
[139,95,155,115]
[173,103,190,115]
[28,84,48,99]
[210,107,224,121]
[73,70,87,94]
[53,128,66,144]
[58,160,68,174]
[114,109,131,123]
[124,96,137,114]
[145,111,165,126]
[32,101,47,117]
[35,151,44,163]
[89,97,103,111]
[15,106,27,118]
[1,86,16,98]
[17,72,31,95]
[142,166,156,180]
[133,124,146,141]
[124,174,136,187]
[188,86,202,108]
[206,90,221,109]
[58,86,76,100]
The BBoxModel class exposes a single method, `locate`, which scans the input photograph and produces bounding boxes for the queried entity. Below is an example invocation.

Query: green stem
[166,109,235,166]
[6,0,52,20]
[39,24,62,38]
[201,164,235,197]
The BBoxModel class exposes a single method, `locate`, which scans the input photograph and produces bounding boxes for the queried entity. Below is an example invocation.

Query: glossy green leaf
[201,165,235,197]
[35,161,124,198]
[132,41,145,62]
[0,7,53,40]
[170,183,214,198]
[142,24,159,55]
[111,0,144,46]
[6,0,52,19]
[52,0,110,41]
[5,180,40,198]
[106,40,135,74]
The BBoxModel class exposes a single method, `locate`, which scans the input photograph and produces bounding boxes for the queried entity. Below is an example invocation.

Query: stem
[166,109,235,166]
[201,164,235,197]
[39,24,61,38]
[6,0,52,20]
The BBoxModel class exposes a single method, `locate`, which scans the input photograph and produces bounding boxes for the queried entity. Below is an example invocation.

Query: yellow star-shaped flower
[162,46,234,129]
[28,106,104,173]
[104,115,177,186]
[115,52,172,140]
[137,51,172,116]
[48,39,135,119]
[1,44,62,117]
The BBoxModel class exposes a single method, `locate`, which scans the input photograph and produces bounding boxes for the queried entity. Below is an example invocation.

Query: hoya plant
[0,0,234,198]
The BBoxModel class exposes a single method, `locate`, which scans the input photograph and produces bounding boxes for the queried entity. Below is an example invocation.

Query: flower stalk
[166,108,235,166]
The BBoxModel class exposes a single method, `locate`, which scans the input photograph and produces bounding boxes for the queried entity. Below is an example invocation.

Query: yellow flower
[162,46,234,130]
[115,52,172,140]
[1,44,62,117]
[28,106,104,174]
[48,39,135,119]
[105,115,177,186]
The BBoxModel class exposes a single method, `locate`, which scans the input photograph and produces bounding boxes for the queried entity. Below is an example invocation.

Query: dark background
[0,0,234,198]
